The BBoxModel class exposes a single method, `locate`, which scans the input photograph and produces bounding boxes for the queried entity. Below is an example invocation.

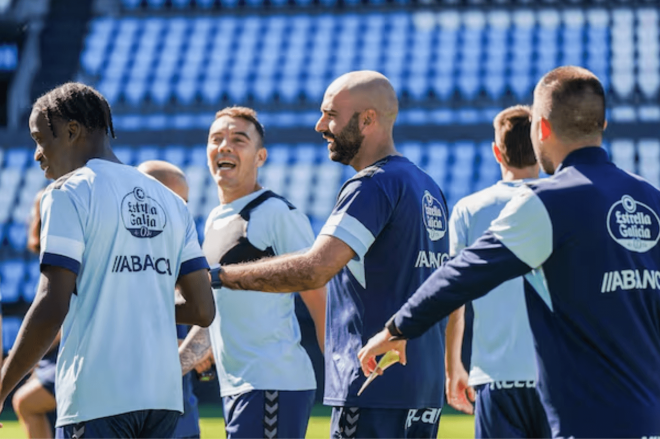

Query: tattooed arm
[179,325,213,376]
[220,235,354,292]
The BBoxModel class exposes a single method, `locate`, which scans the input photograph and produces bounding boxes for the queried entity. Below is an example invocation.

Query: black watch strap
[385,315,406,340]
[210,266,223,289]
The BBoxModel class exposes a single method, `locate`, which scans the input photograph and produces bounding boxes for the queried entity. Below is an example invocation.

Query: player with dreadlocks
[0,82,216,438]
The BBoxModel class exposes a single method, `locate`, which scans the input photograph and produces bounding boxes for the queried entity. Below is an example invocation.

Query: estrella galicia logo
[607,194,660,253]
[121,187,167,238]
[422,190,447,241]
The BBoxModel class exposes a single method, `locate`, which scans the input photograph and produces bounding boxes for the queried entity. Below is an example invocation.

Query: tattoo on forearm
[224,255,318,293]
[179,327,212,375]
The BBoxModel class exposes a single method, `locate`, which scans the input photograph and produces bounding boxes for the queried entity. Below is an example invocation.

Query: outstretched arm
[179,326,213,376]
[220,235,355,293]
[358,232,537,373]
[0,266,74,403]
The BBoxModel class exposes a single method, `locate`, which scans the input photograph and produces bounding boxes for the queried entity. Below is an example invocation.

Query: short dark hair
[493,105,536,169]
[33,82,116,139]
[535,66,606,143]
[214,106,265,148]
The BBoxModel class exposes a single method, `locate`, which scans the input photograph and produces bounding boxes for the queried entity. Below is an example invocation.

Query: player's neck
[80,136,121,167]
[500,165,539,182]
[350,136,399,172]
[217,181,262,205]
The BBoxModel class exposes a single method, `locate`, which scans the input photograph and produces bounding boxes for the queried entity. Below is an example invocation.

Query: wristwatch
[209,266,223,289]
[385,315,406,340]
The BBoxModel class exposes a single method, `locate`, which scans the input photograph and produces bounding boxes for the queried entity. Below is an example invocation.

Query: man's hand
[446,363,475,414]
[194,350,214,374]
[357,328,407,377]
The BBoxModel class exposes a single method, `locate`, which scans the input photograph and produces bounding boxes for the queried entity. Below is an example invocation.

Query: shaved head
[316,71,400,169]
[138,160,189,202]
[325,70,399,126]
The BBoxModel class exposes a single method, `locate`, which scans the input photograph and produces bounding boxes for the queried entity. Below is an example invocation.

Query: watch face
[210,266,223,289]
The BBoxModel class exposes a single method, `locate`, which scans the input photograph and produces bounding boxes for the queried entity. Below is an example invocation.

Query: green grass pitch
[0,405,474,438]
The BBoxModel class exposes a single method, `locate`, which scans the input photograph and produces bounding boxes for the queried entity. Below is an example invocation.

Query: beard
[325,112,364,165]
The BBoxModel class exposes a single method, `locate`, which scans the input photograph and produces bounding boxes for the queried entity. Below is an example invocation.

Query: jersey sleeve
[179,210,209,277]
[319,178,393,261]
[449,202,469,257]
[40,188,86,275]
[392,186,553,339]
[270,208,315,256]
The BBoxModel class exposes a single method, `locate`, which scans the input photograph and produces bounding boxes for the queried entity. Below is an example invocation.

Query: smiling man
[207,72,450,438]
[0,82,215,438]
[178,106,326,439]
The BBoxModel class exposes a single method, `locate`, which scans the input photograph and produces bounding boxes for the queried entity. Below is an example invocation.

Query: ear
[492,142,503,164]
[361,109,377,130]
[67,120,82,143]
[540,117,552,141]
[256,147,268,168]
[603,120,608,132]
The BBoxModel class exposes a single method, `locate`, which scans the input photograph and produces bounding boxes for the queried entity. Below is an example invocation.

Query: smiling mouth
[217,160,236,170]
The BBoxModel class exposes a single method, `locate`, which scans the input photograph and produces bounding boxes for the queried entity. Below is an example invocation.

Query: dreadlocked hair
[33,82,116,139]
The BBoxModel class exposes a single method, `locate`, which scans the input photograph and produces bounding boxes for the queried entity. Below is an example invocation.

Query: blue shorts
[36,357,57,397]
[222,389,315,439]
[55,409,179,439]
[474,381,551,439]
[330,406,441,439]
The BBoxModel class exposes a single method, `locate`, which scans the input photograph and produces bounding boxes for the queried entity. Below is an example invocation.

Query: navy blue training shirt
[319,155,449,409]
[393,147,660,437]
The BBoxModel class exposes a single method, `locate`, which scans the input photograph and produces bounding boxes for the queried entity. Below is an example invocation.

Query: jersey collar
[555,146,609,173]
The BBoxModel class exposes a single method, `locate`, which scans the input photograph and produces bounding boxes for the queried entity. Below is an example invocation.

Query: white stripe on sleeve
[320,212,376,262]
[489,186,553,269]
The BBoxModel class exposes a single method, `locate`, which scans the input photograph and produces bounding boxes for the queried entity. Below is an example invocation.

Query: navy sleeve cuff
[179,256,209,278]
[41,252,81,275]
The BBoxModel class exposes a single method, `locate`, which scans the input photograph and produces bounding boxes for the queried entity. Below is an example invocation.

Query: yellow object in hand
[357,350,401,396]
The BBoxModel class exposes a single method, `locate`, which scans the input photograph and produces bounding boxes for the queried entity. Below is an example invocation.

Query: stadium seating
[77,8,660,109]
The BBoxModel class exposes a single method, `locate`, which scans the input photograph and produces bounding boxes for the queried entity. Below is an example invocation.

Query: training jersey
[394,147,660,437]
[204,189,316,396]
[39,159,208,427]
[450,180,537,386]
[320,155,449,409]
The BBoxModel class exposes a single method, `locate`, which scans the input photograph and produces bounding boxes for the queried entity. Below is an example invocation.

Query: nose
[34,148,43,162]
[315,115,327,133]
[217,139,232,153]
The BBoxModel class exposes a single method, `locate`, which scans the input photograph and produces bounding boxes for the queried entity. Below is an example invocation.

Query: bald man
[138,160,202,439]
[359,66,660,437]
[211,71,450,438]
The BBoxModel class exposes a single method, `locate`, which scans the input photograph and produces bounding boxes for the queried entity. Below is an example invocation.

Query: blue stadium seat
[136,146,161,164]
[401,143,423,167]
[114,146,135,166]
[0,259,24,303]
[2,316,22,354]
[484,73,505,100]
[147,0,166,8]
[175,78,198,105]
[295,144,318,164]
[6,148,29,169]
[22,278,38,303]
[163,146,187,167]
[7,222,27,251]
[122,0,142,9]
